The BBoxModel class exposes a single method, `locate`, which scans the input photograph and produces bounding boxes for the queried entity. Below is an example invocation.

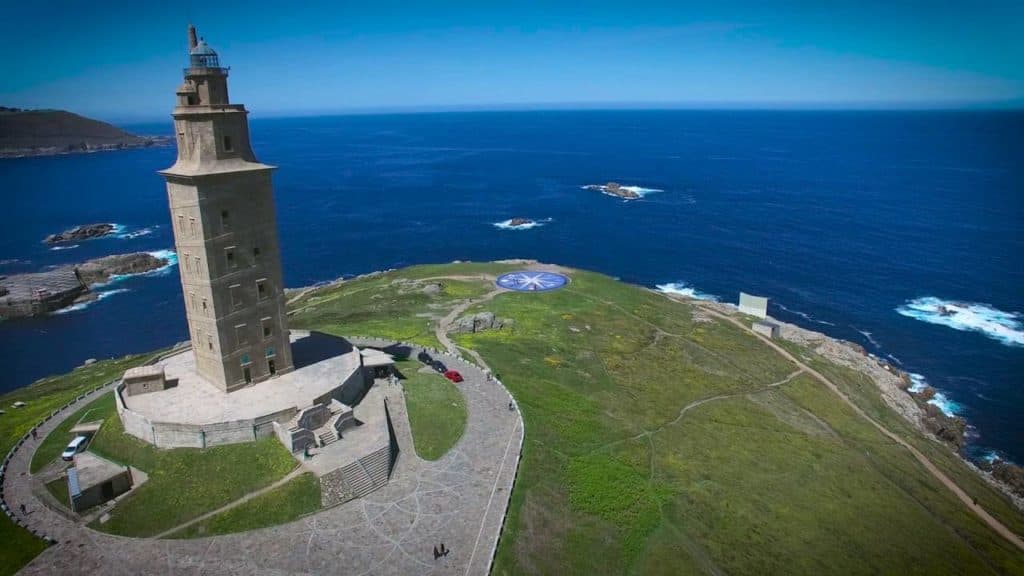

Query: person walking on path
[440,542,449,556]
[31,428,37,440]
[433,546,440,560]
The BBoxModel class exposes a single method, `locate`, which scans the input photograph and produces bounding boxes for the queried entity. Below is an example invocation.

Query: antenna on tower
[188,24,198,50]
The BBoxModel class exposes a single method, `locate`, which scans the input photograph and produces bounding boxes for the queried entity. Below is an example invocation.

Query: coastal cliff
[0,108,170,158]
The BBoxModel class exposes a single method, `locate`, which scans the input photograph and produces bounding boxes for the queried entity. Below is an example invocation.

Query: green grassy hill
[293,262,1024,575]
[5,262,1022,575]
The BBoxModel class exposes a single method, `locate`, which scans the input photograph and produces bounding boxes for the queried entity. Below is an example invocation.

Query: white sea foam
[855,328,882,349]
[908,372,962,417]
[492,218,552,231]
[49,244,79,251]
[655,281,719,301]
[52,288,130,314]
[115,225,157,240]
[896,297,1024,347]
[775,303,836,326]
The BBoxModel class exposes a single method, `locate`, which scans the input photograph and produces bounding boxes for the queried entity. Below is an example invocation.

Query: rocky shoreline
[0,252,170,319]
[699,298,1024,507]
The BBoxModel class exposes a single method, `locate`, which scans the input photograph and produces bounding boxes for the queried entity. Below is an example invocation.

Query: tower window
[266,346,275,359]
[221,210,230,230]
[202,297,208,312]
[207,334,214,351]
[261,317,273,338]
[235,324,248,346]
[253,246,261,258]
[225,247,237,269]
[177,214,184,233]
[194,256,201,273]
[223,136,233,152]
[230,284,243,307]
[240,353,251,366]
[256,279,268,300]
[184,252,191,273]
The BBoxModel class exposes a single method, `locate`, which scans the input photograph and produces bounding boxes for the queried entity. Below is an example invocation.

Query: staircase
[339,460,375,498]
[361,446,391,488]
[317,429,338,447]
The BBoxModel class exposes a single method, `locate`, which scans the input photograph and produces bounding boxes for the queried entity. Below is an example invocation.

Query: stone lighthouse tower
[160,25,294,392]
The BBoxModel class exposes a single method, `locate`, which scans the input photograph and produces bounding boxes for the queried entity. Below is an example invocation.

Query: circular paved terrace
[2,339,523,576]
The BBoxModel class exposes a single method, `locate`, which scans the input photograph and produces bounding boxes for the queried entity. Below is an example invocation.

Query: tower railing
[183,66,230,76]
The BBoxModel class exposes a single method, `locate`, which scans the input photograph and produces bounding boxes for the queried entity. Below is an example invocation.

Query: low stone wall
[116,381,299,449]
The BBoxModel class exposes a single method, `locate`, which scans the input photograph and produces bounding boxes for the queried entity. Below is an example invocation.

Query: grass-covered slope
[295,262,1024,575]
[396,359,468,460]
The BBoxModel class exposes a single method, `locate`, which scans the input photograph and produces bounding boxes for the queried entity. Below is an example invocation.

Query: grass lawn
[85,406,298,537]
[0,352,157,576]
[31,391,117,473]
[170,473,321,539]
[398,359,468,460]
[44,478,71,510]
[286,263,1024,574]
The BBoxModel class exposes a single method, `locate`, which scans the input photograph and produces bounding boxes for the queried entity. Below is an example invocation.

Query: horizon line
[77,99,1024,125]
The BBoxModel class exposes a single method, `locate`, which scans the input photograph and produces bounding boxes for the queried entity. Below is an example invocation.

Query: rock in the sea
[44,223,115,244]
[922,405,967,448]
[584,182,640,199]
[76,252,168,285]
[509,218,533,227]
[455,311,513,333]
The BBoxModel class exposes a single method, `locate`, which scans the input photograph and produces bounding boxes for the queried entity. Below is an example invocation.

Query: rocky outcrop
[509,218,533,227]
[455,311,513,333]
[43,223,116,244]
[76,252,168,285]
[991,461,1024,498]
[922,404,967,448]
[0,252,169,318]
[583,182,640,199]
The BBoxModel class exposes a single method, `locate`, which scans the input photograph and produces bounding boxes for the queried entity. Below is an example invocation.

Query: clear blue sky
[4,0,1022,120]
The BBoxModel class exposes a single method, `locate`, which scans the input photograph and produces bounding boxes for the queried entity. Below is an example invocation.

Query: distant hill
[0,107,169,158]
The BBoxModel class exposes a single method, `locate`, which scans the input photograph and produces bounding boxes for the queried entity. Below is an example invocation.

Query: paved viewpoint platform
[3,340,523,576]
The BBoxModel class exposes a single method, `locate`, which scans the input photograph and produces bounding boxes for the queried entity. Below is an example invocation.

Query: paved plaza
[3,341,523,575]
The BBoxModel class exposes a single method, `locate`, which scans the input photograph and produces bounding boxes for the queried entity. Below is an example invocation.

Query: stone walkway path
[3,340,524,575]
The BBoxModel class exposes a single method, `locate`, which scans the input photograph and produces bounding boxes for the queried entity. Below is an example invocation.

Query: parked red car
[444,370,464,383]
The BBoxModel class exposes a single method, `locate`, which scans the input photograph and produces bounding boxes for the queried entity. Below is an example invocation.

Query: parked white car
[61,435,89,461]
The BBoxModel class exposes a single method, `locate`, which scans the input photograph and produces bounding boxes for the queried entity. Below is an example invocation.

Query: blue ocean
[2,110,1022,462]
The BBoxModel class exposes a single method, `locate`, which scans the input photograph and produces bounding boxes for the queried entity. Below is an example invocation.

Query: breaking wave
[896,297,1024,347]
[775,303,836,326]
[53,289,130,315]
[115,225,157,240]
[49,244,79,251]
[655,281,719,301]
[908,373,962,417]
[493,218,552,231]
[103,249,179,285]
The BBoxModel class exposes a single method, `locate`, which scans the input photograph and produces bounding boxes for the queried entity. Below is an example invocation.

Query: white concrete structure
[752,320,781,339]
[739,292,769,318]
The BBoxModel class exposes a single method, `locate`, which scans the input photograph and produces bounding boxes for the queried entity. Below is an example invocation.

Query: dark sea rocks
[583,182,640,199]
[76,252,168,285]
[922,404,967,448]
[44,223,115,244]
[508,218,533,227]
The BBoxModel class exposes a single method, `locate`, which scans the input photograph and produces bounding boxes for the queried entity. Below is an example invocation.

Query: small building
[122,365,168,396]
[739,292,769,318]
[66,452,133,512]
[752,320,781,339]
[361,348,396,381]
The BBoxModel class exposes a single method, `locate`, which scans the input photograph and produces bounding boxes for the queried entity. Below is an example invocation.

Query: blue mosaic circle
[496,271,569,292]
